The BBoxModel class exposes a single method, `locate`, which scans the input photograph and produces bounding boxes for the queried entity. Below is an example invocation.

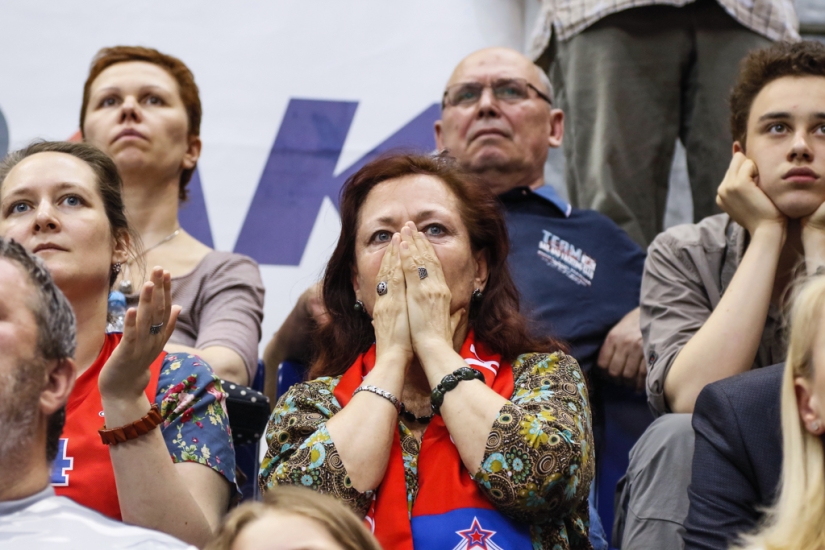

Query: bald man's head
[445,47,554,104]
[434,47,563,195]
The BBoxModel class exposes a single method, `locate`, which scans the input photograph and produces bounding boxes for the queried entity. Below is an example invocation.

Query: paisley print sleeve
[258,377,374,517]
[473,352,595,532]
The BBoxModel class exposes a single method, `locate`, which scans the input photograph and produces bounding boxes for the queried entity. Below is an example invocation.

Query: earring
[354,300,365,314]
[472,288,483,302]
[112,263,122,275]
[812,420,822,433]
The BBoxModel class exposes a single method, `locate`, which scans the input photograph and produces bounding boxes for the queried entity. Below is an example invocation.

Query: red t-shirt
[52,333,165,520]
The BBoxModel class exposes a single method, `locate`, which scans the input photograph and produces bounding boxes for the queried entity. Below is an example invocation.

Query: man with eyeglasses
[435,47,648,549]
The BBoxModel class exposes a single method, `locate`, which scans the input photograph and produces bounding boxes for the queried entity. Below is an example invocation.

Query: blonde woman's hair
[732,275,825,550]
[205,485,382,550]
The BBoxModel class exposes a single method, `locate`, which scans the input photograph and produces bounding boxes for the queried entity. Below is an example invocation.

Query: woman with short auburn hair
[80,45,264,386]
[261,153,594,549]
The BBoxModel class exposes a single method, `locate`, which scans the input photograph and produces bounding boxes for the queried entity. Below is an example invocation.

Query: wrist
[370,351,410,387]
[749,221,786,244]
[374,346,412,366]
[98,379,147,403]
[415,339,455,370]
[100,394,153,429]
[802,224,825,248]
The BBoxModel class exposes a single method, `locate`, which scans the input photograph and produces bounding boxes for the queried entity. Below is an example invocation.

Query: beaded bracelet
[431,366,485,414]
[353,384,402,414]
[98,404,163,446]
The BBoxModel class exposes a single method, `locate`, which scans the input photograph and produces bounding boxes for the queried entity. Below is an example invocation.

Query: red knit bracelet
[98,404,163,446]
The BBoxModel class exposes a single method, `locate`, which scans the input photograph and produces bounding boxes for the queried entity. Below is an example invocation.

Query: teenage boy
[616,40,825,549]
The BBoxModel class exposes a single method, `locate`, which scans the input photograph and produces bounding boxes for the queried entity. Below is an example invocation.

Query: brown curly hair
[310,152,567,378]
[731,40,825,150]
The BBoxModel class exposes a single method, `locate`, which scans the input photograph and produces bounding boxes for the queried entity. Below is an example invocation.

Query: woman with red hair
[261,153,595,549]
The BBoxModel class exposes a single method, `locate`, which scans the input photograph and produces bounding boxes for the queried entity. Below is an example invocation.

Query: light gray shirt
[0,487,196,549]
[641,213,786,416]
[528,0,799,56]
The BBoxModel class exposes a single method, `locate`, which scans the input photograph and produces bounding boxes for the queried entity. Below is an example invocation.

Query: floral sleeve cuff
[156,353,236,487]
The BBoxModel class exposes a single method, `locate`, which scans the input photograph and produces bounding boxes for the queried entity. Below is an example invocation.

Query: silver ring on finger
[149,322,164,335]
[417,267,428,280]
[376,281,388,296]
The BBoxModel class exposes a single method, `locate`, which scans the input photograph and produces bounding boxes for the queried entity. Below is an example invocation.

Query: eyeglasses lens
[447,79,530,106]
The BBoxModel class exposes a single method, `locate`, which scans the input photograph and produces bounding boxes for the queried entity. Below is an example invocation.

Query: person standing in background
[528,0,798,248]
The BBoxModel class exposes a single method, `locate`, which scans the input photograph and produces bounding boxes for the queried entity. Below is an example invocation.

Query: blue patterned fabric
[156,353,237,487]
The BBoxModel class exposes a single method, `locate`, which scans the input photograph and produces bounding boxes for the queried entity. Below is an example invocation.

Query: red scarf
[334,331,532,549]
[52,333,165,519]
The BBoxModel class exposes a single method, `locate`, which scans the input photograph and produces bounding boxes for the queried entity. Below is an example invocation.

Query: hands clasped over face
[98,266,182,401]
[370,222,465,370]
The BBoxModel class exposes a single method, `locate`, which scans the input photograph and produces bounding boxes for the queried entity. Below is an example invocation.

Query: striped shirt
[528,0,799,57]
[0,488,196,549]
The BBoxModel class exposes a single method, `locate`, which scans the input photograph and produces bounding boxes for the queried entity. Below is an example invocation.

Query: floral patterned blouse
[156,353,236,486]
[259,352,594,549]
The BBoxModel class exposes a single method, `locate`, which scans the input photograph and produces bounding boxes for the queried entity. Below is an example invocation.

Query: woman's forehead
[359,174,460,223]
[3,152,97,194]
[91,60,178,94]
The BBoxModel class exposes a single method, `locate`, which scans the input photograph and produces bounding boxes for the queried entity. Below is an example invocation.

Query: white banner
[0,1,528,355]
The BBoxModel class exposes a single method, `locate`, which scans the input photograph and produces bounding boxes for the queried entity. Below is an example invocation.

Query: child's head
[206,486,382,550]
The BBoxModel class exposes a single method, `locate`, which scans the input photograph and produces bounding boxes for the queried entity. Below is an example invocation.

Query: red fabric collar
[333,331,515,550]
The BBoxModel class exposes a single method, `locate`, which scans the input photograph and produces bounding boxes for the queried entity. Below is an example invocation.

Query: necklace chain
[140,226,181,257]
[117,226,181,294]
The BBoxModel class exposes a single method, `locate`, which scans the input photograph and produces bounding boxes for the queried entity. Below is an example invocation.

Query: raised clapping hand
[716,152,786,236]
[99,266,182,401]
[302,282,330,328]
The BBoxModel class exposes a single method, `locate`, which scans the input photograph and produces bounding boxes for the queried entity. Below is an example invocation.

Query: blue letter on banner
[234,100,439,266]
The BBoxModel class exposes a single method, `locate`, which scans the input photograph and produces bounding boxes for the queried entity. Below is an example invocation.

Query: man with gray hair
[0,237,194,549]
[435,46,649,549]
